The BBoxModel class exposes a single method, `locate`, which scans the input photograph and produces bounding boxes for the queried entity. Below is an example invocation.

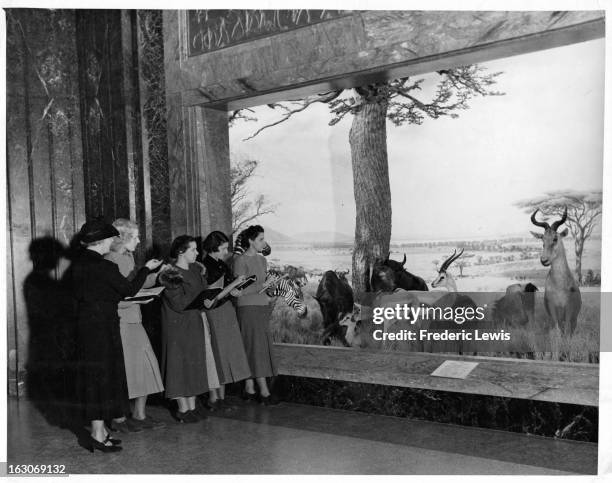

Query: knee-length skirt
[207,302,251,384]
[236,305,277,378]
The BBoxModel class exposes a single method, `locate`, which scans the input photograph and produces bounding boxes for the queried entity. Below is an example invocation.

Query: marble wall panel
[166,92,189,238]
[76,10,131,222]
[5,9,86,383]
[138,10,172,253]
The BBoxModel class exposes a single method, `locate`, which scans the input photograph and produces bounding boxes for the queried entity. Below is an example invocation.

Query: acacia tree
[230,154,277,236]
[515,190,602,284]
[234,66,502,293]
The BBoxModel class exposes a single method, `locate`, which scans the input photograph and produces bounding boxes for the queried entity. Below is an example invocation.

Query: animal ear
[401,254,406,266]
[559,228,568,237]
[530,231,543,240]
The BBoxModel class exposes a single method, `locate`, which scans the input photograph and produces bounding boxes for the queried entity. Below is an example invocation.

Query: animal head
[370,263,396,292]
[335,270,350,283]
[382,253,407,273]
[530,208,569,267]
[431,248,464,290]
[338,303,362,347]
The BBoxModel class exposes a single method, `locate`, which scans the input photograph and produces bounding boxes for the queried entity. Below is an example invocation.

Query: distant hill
[292,231,354,243]
[261,226,295,243]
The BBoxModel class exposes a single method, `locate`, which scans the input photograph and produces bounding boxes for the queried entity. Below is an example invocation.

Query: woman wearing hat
[70,219,162,452]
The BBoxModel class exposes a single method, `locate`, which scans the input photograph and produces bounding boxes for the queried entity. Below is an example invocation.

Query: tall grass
[269,282,600,363]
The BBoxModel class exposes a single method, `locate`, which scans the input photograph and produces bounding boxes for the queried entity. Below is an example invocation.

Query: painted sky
[229,38,604,240]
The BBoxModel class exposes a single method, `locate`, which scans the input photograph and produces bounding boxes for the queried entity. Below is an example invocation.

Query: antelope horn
[551,206,568,232]
[401,254,406,266]
[530,209,549,229]
[439,249,456,273]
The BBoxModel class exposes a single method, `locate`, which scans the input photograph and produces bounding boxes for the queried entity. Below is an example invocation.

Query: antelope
[530,207,581,336]
[431,248,465,291]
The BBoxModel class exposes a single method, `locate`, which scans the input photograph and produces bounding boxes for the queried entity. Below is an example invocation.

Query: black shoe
[176,410,199,423]
[205,400,221,412]
[217,399,235,411]
[192,405,209,420]
[241,390,257,402]
[104,434,122,446]
[110,419,144,433]
[258,394,280,406]
[83,435,123,453]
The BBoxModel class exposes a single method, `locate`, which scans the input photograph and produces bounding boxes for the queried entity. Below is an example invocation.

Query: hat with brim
[78,219,119,244]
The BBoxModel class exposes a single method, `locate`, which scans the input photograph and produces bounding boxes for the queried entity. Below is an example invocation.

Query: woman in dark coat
[159,235,211,423]
[202,231,251,410]
[71,219,162,452]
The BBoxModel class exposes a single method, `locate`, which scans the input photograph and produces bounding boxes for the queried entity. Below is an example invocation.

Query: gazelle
[530,207,581,336]
[431,248,464,291]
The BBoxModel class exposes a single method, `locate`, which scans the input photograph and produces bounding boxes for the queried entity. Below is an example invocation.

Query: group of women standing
[70,219,279,453]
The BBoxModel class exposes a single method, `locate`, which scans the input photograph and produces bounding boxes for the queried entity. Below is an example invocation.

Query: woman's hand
[230,289,242,297]
[158,263,172,273]
[145,259,163,270]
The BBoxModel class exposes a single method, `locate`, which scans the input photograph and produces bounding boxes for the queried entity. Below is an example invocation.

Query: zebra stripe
[266,278,307,316]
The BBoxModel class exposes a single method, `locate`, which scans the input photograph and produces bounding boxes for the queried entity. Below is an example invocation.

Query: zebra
[265,277,307,317]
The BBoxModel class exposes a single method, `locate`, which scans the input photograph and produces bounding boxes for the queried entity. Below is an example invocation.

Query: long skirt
[206,302,251,384]
[119,322,164,399]
[202,313,220,390]
[236,305,277,378]
[76,321,130,422]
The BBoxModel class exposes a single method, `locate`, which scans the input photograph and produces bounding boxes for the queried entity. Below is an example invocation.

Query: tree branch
[242,90,343,140]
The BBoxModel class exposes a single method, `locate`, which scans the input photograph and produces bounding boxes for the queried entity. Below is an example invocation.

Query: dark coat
[159,263,209,398]
[68,248,150,421]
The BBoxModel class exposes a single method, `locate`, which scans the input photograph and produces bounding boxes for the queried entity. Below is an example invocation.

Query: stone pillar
[163,11,232,242]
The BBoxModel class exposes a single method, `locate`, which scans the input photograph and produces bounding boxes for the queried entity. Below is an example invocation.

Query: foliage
[234,66,503,139]
[230,153,277,236]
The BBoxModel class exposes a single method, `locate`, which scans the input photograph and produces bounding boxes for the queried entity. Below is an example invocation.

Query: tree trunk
[575,235,584,284]
[349,99,391,296]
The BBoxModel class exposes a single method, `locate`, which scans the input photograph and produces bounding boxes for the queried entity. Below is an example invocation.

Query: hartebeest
[530,207,581,335]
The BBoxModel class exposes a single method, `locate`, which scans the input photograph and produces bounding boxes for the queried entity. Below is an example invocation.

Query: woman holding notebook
[159,235,217,423]
[104,219,165,431]
[201,231,252,410]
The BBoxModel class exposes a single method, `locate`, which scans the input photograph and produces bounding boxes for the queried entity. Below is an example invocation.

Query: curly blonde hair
[110,218,139,253]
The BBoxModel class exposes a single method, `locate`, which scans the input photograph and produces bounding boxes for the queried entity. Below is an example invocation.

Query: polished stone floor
[7,398,597,475]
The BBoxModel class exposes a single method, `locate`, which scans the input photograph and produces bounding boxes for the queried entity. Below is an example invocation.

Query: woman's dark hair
[169,235,196,263]
[241,225,264,247]
[371,265,396,292]
[202,231,229,254]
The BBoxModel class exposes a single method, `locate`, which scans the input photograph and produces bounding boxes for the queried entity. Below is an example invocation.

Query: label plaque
[431,360,479,379]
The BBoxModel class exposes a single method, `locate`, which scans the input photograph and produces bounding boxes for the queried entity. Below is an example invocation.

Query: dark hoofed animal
[381,254,428,291]
[315,270,355,345]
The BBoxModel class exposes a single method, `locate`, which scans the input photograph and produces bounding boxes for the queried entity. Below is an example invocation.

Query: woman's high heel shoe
[84,435,123,453]
[105,434,122,446]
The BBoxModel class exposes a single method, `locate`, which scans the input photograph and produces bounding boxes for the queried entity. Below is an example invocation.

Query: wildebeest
[493,282,539,328]
[380,254,428,291]
[530,207,581,335]
[315,270,355,345]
